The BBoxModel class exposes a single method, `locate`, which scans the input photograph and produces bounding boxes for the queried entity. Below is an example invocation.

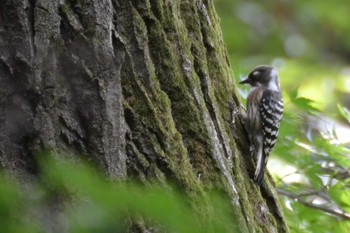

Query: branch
[275,177,332,202]
[277,188,350,220]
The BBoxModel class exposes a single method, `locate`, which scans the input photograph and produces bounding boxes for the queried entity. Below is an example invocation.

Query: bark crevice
[27,0,37,57]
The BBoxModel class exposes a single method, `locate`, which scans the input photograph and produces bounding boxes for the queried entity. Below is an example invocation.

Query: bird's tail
[254,143,266,185]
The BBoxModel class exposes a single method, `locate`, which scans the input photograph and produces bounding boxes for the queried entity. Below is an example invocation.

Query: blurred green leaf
[329,182,350,212]
[0,156,239,233]
[304,167,323,189]
[0,174,40,233]
[338,104,350,123]
[292,97,320,114]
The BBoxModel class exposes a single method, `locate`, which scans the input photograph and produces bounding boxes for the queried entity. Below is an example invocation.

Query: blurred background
[215,0,350,232]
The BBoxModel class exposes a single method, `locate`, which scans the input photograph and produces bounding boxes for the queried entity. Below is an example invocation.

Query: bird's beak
[239,77,250,85]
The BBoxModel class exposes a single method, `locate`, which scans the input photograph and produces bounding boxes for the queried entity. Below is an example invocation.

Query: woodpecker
[239,65,283,184]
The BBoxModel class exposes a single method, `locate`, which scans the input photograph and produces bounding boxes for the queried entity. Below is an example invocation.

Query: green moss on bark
[119,1,289,232]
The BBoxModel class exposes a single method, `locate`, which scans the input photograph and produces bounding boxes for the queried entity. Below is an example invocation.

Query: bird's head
[239,65,279,90]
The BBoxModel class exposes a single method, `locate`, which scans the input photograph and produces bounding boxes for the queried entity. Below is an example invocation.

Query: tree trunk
[0,0,289,232]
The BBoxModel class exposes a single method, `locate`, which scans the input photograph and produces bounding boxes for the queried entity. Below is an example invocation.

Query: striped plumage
[240,65,283,184]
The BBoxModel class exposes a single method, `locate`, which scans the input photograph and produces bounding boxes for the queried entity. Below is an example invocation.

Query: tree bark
[0,0,289,232]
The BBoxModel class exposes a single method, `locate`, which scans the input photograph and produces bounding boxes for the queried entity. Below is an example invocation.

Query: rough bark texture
[0,0,289,232]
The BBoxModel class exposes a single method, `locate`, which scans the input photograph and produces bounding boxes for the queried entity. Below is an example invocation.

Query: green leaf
[292,97,321,113]
[334,220,350,233]
[337,104,350,123]
[304,166,323,189]
[329,182,350,212]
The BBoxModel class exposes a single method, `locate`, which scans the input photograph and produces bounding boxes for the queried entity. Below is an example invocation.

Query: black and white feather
[256,90,283,182]
[239,65,284,184]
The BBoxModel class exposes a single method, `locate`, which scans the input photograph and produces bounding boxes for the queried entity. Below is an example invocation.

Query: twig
[277,188,350,220]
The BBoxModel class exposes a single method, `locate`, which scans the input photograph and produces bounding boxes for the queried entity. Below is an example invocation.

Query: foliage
[215,0,350,232]
[0,156,238,233]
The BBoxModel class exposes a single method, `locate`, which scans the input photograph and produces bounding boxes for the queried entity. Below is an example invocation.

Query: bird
[239,65,283,184]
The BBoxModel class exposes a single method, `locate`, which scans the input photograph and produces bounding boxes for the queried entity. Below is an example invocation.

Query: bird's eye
[252,71,260,76]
